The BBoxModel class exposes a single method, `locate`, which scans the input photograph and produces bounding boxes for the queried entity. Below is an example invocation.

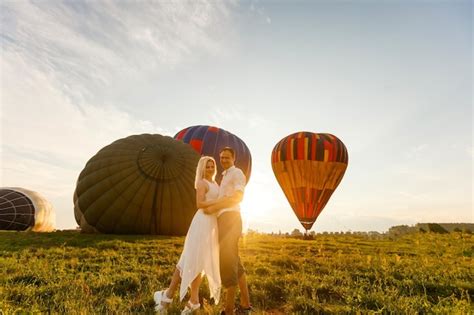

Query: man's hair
[220,147,235,159]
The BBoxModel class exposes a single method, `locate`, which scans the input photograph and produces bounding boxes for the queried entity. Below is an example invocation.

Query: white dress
[176,179,221,303]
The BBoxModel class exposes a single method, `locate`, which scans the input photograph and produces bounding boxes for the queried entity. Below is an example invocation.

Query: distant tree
[291,228,303,238]
[246,229,259,236]
[368,231,381,238]
[427,223,449,234]
[462,228,472,234]
[389,225,418,236]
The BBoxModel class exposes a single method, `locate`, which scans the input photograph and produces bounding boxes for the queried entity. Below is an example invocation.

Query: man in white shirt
[204,147,251,315]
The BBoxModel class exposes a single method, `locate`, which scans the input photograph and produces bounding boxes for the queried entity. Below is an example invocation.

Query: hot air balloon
[174,125,252,183]
[0,187,55,232]
[271,132,348,231]
[74,134,200,235]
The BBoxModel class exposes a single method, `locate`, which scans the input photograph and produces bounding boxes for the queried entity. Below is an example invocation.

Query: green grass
[0,231,473,314]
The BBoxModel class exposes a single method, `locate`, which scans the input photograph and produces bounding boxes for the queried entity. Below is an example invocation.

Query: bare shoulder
[196,179,209,191]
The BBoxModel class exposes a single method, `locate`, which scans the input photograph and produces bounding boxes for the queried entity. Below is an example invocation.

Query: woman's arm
[198,196,220,208]
[203,190,243,214]
[198,193,238,209]
[195,180,209,209]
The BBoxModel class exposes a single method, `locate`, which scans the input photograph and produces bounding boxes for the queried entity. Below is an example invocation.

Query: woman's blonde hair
[195,156,217,188]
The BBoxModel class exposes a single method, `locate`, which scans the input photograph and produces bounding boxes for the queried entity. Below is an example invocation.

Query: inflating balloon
[0,187,55,232]
[271,132,348,231]
[74,134,200,235]
[174,125,252,183]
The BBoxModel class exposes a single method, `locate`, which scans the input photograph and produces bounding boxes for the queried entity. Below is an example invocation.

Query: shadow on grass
[0,230,180,251]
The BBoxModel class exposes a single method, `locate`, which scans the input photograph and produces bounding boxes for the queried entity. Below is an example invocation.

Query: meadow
[0,231,472,314]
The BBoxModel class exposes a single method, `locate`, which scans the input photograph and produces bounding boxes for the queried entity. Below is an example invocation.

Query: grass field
[0,231,473,314]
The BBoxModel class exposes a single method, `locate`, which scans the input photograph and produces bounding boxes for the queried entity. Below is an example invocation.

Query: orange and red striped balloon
[271,132,348,231]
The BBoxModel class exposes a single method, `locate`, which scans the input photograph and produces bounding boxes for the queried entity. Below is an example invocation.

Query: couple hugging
[154,147,252,315]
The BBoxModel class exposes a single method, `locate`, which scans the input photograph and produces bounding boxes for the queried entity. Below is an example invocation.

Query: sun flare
[240,183,274,230]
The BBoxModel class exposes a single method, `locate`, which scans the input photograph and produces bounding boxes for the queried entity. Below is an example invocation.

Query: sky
[1,0,472,233]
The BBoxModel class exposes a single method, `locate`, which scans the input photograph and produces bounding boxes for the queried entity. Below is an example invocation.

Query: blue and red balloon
[174,125,252,183]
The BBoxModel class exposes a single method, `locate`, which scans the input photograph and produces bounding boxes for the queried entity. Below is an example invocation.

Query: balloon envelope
[271,132,348,231]
[0,187,55,232]
[74,134,200,235]
[174,125,252,183]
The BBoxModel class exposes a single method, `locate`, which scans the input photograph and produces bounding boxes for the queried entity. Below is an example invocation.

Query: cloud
[2,1,237,101]
[248,1,271,25]
[403,143,428,159]
[1,51,172,228]
[393,167,441,182]
[1,1,237,229]
[208,106,277,172]
[1,52,168,164]
[210,106,273,133]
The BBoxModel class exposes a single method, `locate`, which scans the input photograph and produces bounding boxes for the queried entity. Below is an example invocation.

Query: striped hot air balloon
[271,132,348,231]
[174,125,252,184]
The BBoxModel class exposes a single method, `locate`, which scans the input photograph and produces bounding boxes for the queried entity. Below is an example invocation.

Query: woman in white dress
[154,156,222,314]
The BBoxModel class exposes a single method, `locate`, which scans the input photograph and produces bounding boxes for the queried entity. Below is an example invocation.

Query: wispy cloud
[1,1,236,229]
[394,167,441,182]
[249,1,271,25]
[403,143,428,159]
[1,52,171,227]
[2,1,237,100]
[210,107,272,131]
[1,52,168,165]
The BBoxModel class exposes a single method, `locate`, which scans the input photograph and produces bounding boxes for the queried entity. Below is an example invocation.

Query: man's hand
[201,191,244,215]
[205,192,243,215]
[202,207,213,215]
[203,204,220,214]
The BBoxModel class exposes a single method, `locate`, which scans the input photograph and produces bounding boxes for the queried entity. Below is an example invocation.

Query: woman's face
[205,160,215,177]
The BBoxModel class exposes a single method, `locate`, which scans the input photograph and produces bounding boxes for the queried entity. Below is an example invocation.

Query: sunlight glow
[240,182,274,232]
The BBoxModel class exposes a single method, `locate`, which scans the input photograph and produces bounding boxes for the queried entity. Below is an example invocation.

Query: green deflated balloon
[74,134,200,235]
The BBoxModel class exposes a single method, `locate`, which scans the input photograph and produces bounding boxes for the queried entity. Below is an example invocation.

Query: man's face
[219,150,235,170]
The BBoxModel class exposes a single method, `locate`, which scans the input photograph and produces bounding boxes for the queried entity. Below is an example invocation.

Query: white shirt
[217,166,246,217]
